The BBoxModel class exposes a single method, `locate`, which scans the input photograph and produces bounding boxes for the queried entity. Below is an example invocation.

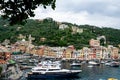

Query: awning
[12,52,22,55]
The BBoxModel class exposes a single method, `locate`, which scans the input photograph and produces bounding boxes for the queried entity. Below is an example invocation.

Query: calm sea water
[79,64,120,80]
[21,62,120,80]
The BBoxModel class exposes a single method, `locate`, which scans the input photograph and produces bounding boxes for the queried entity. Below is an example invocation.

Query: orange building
[0,46,11,64]
[36,46,44,56]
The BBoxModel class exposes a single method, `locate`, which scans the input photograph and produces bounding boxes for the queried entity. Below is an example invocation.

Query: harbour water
[79,64,120,80]
[20,62,120,80]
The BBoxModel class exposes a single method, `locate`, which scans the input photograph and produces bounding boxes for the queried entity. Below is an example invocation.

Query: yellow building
[62,46,75,59]
[44,47,57,58]
[65,48,72,59]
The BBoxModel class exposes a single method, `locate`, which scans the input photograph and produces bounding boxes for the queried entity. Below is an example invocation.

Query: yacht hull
[27,72,80,79]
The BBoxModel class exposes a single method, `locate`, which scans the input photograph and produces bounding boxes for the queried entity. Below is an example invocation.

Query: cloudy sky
[32,0,120,29]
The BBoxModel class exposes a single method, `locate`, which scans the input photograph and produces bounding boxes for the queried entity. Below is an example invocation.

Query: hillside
[0,18,120,49]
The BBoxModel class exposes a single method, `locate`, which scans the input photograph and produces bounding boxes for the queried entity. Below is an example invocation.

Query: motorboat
[105,61,111,66]
[70,62,82,67]
[87,65,93,68]
[29,59,39,63]
[110,61,119,67]
[88,61,100,66]
[105,61,119,67]
[100,60,106,64]
[29,59,34,63]
[27,61,82,79]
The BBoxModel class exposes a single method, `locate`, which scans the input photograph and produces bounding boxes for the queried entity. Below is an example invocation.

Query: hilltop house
[71,26,83,34]
[59,24,69,30]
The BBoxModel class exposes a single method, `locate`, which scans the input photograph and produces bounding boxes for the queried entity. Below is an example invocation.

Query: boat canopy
[12,52,23,55]
[8,59,16,64]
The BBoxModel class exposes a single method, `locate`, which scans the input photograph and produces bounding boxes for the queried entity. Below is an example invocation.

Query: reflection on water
[80,63,120,80]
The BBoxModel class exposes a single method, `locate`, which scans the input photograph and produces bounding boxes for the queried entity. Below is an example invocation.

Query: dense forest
[0,18,120,49]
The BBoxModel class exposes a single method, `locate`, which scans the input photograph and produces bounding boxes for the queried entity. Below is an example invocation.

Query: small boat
[21,62,27,65]
[88,61,100,66]
[81,61,86,64]
[20,65,34,70]
[29,59,34,63]
[105,61,112,66]
[100,61,106,64]
[18,60,23,63]
[27,61,82,79]
[110,61,119,67]
[29,59,39,63]
[87,65,93,68]
[105,63,111,66]
[70,62,82,67]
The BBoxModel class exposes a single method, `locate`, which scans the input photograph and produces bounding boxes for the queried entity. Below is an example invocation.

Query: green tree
[0,0,56,25]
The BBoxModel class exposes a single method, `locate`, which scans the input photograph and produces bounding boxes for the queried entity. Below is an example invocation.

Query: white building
[59,24,69,30]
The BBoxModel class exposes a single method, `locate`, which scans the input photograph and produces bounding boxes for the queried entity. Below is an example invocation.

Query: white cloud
[31,0,120,29]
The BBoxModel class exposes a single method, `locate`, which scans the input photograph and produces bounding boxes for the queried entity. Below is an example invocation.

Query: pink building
[89,39,101,59]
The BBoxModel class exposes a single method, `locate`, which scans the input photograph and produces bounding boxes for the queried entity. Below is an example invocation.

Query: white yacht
[27,61,82,79]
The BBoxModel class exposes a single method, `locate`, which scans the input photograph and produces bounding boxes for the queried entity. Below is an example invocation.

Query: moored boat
[105,61,119,67]
[70,62,82,67]
[87,65,93,68]
[88,61,100,66]
[27,61,82,79]
[104,61,112,66]
[110,61,119,67]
